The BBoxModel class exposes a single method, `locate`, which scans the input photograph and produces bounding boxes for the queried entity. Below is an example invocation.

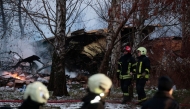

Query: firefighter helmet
[88,73,112,94]
[23,81,49,104]
[124,46,131,53]
[137,47,147,55]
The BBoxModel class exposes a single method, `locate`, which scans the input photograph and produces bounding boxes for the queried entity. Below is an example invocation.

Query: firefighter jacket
[141,91,179,109]
[117,53,136,80]
[136,55,150,79]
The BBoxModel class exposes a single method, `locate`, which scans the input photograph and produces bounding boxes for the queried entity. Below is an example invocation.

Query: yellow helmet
[23,81,49,104]
[137,47,147,55]
[88,73,112,94]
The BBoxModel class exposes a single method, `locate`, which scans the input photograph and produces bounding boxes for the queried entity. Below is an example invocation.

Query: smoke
[65,68,77,78]
[0,36,36,59]
[0,36,48,73]
[14,39,36,58]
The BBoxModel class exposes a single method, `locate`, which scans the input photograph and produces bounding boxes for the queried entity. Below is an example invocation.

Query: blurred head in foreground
[80,73,112,109]
[88,73,112,95]
[158,76,174,95]
[19,81,49,109]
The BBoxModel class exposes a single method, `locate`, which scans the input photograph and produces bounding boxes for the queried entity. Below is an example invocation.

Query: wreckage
[38,26,155,74]
[12,55,44,70]
[0,52,50,89]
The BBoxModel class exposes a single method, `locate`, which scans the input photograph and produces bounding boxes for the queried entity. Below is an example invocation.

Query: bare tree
[91,0,138,74]
[50,0,68,96]
[0,0,7,38]
[178,0,190,57]
[18,0,24,37]
[90,0,185,88]
[49,0,88,96]
[106,0,122,80]
[0,0,38,57]
[10,0,88,96]
[133,0,150,49]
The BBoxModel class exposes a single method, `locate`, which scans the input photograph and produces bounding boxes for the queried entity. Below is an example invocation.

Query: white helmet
[23,81,49,104]
[88,73,112,94]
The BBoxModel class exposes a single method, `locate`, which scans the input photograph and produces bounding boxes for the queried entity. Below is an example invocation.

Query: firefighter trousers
[120,79,132,96]
[136,78,147,100]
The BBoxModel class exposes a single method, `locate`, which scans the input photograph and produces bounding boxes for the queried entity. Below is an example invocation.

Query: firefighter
[19,81,50,109]
[117,46,136,104]
[135,47,150,105]
[79,73,112,109]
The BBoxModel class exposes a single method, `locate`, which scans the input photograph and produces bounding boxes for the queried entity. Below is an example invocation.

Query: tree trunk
[53,49,69,96]
[181,1,190,58]
[133,0,149,49]
[133,17,145,49]
[18,0,24,37]
[0,0,6,38]
[108,0,121,86]
[50,0,69,96]
[99,1,137,74]
[48,52,56,91]
[99,0,121,75]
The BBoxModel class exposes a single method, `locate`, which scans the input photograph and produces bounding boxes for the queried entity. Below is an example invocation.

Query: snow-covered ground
[0,86,142,109]
[0,102,141,109]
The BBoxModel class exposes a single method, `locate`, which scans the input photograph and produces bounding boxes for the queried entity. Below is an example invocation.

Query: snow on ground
[0,83,143,109]
[0,102,141,109]
[0,86,142,109]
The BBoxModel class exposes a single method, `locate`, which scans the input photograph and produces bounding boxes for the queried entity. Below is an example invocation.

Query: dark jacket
[79,92,105,109]
[117,53,136,79]
[141,91,179,109]
[0,107,12,109]
[136,55,150,79]
[19,97,44,109]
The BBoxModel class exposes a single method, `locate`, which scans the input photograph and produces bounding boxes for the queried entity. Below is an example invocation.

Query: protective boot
[136,97,147,105]
[121,96,127,104]
[121,96,131,104]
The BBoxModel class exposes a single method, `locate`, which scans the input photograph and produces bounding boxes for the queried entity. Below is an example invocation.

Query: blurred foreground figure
[141,76,179,109]
[19,81,49,109]
[79,73,112,109]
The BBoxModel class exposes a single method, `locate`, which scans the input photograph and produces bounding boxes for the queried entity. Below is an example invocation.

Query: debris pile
[0,71,50,91]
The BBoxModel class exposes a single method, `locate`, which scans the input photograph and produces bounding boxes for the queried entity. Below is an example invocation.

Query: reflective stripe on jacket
[136,55,150,79]
[117,54,136,79]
